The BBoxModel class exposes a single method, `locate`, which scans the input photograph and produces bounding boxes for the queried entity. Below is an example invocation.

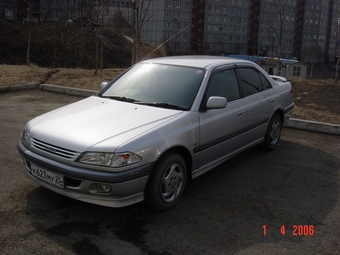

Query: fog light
[97,184,111,193]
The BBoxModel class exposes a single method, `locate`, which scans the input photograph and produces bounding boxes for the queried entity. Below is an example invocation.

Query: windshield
[100,63,205,110]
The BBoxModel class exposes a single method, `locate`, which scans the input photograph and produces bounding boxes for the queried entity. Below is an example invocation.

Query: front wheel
[144,152,187,211]
[263,113,282,150]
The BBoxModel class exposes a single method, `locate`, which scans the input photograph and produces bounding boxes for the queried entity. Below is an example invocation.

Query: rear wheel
[144,152,187,211]
[263,113,282,150]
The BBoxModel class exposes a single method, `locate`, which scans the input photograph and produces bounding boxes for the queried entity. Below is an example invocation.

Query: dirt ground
[290,78,340,125]
[1,65,340,125]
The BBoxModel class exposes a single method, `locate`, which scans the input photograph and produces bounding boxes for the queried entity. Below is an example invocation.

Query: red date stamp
[263,225,315,236]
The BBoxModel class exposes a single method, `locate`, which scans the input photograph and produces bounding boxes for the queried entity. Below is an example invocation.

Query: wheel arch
[157,146,193,180]
[273,109,284,127]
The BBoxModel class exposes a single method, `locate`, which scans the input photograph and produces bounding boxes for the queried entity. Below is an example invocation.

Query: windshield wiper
[135,102,187,111]
[101,96,139,103]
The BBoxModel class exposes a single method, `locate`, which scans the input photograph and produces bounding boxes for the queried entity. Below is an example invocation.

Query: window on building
[293,67,301,77]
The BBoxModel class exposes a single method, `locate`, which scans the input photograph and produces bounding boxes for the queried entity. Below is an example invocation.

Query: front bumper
[17,141,153,207]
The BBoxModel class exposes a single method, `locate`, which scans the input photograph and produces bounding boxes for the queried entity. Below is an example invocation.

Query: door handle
[237,111,245,116]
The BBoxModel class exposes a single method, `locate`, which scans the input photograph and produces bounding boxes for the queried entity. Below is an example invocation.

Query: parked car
[17,56,294,210]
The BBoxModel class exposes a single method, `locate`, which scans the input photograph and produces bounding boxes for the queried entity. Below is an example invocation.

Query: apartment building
[1,0,339,63]
[141,1,192,53]
[140,0,339,62]
[142,0,250,55]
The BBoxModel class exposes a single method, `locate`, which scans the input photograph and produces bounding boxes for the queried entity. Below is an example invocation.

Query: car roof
[141,55,250,69]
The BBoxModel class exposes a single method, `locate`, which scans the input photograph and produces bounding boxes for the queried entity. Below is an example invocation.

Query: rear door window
[237,67,272,97]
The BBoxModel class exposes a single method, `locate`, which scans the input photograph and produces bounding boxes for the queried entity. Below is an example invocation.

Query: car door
[236,67,275,144]
[197,67,246,169]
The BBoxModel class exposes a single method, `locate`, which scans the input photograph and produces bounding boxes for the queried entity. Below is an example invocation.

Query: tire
[144,152,187,211]
[263,113,282,151]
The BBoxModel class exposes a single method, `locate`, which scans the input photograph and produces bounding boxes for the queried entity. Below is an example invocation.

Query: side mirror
[100,82,108,90]
[206,96,227,109]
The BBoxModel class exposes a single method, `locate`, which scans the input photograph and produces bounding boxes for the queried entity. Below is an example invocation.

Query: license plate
[31,165,64,188]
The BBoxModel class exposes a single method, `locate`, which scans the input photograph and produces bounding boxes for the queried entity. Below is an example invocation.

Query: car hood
[27,96,182,152]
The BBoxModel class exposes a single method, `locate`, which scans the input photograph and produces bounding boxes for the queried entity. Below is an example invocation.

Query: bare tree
[131,0,153,64]
[92,0,110,74]
[335,46,340,82]
[262,0,290,75]
[55,0,79,21]
[303,44,324,78]
[40,0,54,23]
[23,0,33,66]
[335,4,340,82]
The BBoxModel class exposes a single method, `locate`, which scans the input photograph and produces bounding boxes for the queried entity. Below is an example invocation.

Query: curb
[0,83,39,92]
[2,83,340,136]
[286,118,340,136]
[40,84,97,97]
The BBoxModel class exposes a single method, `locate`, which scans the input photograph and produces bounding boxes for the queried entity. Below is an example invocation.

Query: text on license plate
[31,165,64,188]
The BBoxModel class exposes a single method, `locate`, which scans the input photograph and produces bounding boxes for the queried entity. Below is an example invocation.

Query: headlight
[77,152,141,167]
[77,152,114,167]
[111,152,142,167]
[21,128,30,146]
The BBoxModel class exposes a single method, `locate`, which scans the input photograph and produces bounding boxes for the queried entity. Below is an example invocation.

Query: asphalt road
[1,89,340,255]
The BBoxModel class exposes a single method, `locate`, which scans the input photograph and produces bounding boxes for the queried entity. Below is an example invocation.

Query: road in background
[1,90,340,255]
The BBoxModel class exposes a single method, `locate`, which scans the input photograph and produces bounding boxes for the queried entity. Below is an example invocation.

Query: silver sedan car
[18,56,294,210]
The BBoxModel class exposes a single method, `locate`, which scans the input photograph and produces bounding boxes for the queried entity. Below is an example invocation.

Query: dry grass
[0,64,52,85]
[1,65,340,124]
[289,78,340,124]
[0,64,125,90]
[46,68,126,90]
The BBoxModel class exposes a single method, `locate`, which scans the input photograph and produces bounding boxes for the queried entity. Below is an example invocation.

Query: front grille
[31,138,81,161]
